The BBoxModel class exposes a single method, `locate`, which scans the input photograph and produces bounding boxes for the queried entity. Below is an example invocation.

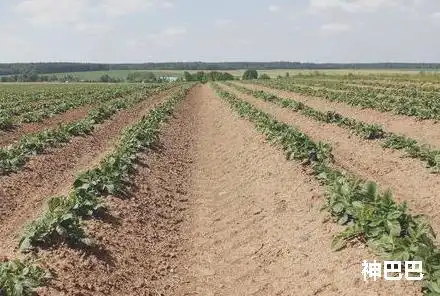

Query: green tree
[100,74,111,83]
[259,74,271,80]
[242,69,258,80]
[183,71,193,81]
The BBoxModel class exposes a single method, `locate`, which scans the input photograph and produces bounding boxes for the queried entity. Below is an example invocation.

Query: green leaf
[387,220,402,237]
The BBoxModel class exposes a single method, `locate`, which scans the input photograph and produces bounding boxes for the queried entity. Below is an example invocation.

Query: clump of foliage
[0,259,48,296]
[183,71,234,82]
[242,69,258,80]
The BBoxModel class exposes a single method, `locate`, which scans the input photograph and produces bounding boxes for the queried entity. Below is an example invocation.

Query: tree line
[1,62,440,76]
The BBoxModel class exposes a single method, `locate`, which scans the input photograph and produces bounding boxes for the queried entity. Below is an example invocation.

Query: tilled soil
[36,86,197,296]
[28,85,421,295]
[241,82,440,149]
[0,90,174,257]
[171,85,420,296]
[221,83,440,243]
[0,104,93,147]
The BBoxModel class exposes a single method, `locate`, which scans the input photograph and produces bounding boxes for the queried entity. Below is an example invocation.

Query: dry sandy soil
[29,85,421,295]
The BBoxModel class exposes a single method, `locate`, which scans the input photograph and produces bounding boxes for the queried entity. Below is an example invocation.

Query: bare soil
[35,85,420,296]
[0,105,93,147]
[222,83,440,242]
[0,90,173,257]
[241,83,440,149]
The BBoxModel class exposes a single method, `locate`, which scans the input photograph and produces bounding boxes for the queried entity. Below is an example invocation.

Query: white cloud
[310,0,398,13]
[268,5,280,12]
[162,26,187,36]
[321,23,351,33]
[162,1,175,8]
[132,26,187,48]
[15,0,158,25]
[74,22,111,34]
[15,0,89,25]
[99,0,154,17]
[431,12,440,19]
[215,18,233,27]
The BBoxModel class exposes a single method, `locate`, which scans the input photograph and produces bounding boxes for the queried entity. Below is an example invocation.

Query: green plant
[0,259,48,296]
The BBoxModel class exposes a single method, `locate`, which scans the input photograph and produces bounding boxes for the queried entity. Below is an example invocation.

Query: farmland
[1,74,440,296]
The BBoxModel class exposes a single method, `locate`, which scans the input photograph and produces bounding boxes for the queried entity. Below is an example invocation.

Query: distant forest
[1,62,440,76]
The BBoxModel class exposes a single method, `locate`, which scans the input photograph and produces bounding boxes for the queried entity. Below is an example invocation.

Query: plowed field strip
[221,83,440,239]
[240,82,440,148]
[0,104,92,147]
[0,89,174,256]
[170,85,419,295]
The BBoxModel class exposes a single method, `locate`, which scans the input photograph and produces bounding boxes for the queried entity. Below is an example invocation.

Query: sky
[1,0,440,63]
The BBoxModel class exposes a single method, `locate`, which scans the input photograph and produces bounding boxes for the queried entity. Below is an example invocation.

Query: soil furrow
[0,104,93,147]
[240,82,440,148]
[172,85,419,295]
[221,83,440,241]
[0,90,174,257]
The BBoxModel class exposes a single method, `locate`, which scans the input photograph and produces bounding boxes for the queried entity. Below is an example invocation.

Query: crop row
[212,83,440,295]
[0,84,192,295]
[0,84,176,175]
[0,84,160,130]
[227,83,440,172]
[253,78,440,120]
[285,79,439,102]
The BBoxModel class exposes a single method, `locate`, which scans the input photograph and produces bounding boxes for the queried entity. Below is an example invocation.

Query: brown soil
[221,83,440,242]
[0,105,93,147]
[240,82,440,149]
[0,90,174,257]
[36,85,420,295]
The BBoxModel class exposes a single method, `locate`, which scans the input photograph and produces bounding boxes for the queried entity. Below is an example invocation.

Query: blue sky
[1,0,440,63]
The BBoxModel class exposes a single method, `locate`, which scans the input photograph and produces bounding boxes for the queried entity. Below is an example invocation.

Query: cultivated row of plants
[0,84,160,130]
[226,83,385,140]
[0,84,176,175]
[0,85,192,296]
[280,76,440,97]
[253,78,440,120]
[227,83,440,172]
[212,83,440,295]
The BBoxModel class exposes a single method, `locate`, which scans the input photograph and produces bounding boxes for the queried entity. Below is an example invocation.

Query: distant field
[2,68,438,82]
[48,68,434,80]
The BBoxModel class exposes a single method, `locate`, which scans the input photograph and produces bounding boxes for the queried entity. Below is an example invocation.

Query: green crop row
[0,84,175,175]
[230,83,440,172]
[212,83,440,295]
[253,78,440,120]
[226,82,385,140]
[0,84,166,130]
[0,84,192,296]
